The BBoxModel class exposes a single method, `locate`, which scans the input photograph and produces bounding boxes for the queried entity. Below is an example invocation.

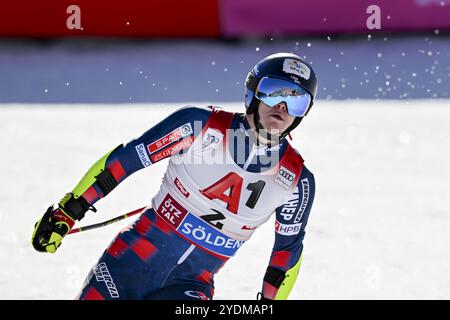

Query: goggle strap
[246,73,259,91]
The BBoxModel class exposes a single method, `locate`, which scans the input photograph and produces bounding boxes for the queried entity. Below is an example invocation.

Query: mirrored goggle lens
[255,77,312,117]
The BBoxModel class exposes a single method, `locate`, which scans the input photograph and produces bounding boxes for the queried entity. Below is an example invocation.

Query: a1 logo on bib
[275,166,295,190]
[283,58,310,80]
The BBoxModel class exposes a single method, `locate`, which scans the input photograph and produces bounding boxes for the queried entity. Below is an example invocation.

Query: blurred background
[1,0,450,102]
[1,0,450,299]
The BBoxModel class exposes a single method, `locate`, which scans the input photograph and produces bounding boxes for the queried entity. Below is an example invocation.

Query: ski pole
[68,206,148,235]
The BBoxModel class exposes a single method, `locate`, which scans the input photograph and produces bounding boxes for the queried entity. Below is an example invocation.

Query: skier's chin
[257,127,283,142]
[260,120,286,135]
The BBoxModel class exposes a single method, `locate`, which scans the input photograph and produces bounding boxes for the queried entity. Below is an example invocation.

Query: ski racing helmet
[244,52,318,139]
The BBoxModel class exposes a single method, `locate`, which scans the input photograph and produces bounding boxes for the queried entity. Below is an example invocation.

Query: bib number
[200,172,266,214]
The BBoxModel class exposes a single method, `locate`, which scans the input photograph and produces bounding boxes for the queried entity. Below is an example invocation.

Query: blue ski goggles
[255,77,312,117]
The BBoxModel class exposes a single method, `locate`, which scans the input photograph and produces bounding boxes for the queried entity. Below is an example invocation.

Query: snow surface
[1,100,450,299]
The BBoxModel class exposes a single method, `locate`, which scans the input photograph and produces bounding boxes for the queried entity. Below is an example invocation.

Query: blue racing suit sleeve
[58,106,211,219]
[261,165,316,300]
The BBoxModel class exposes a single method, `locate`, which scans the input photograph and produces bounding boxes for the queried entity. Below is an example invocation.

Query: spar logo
[275,220,302,236]
[150,136,194,162]
[275,166,296,189]
[147,123,193,154]
[94,262,119,298]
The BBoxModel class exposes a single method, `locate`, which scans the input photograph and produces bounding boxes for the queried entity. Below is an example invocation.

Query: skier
[32,52,317,300]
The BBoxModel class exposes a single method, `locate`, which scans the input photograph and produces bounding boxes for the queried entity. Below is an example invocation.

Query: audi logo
[279,169,294,181]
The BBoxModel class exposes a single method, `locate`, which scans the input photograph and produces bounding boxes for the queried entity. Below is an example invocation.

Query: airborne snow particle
[256,47,260,52]
[307,43,311,47]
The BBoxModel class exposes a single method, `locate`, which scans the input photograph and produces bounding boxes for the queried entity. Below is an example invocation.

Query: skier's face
[257,101,296,134]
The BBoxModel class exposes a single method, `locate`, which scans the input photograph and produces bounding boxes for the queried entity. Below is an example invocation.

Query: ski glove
[32,205,75,253]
